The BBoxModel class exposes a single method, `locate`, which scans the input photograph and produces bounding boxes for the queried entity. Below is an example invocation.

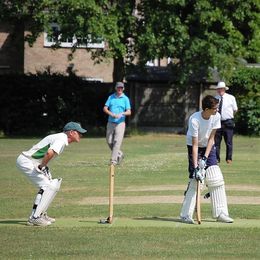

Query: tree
[0,0,137,82]
[0,0,259,83]
[137,0,260,84]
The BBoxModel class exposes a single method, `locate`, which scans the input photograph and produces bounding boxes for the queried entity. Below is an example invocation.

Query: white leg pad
[33,178,62,218]
[180,178,197,219]
[205,166,229,218]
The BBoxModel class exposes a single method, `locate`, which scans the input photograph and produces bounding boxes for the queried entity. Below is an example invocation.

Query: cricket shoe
[217,213,234,223]
[117,153,124,165]
[42,212,56,223]
[27,216,51,226]
[180,216,195,224]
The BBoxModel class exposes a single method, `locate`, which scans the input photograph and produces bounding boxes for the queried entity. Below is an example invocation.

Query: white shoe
[117,153,124,165]
[27,216,51,226]
[181,216,195,224]
[217,213,234,223]
[42,212,56,223]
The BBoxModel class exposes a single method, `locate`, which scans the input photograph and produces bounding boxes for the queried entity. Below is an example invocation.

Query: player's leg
[223,127,233,163]
[16,155,60,226]
[180,178,197,223]
[180,146,205,224]
[32,178,62,219]
[106,122,115,151]
[205,165,233,223]
[214,128,223,163]
[111,122,126,165]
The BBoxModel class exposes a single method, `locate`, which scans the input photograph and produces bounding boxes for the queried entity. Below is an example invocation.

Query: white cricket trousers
[16,154,51,189]
[106,121,125,164]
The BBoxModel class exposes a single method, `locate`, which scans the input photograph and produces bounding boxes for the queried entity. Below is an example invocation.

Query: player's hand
[37,165,52,180]
[193,167,204,183]
[198,155,207,170]
[114,113,124,119]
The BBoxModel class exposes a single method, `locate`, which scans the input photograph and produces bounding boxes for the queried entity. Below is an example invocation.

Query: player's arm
[103,106,116,118]
[233,96,238,114]
[192,136,199,168]
[39,149,57,168]
[204,129,217,158]
[123,109,131,116]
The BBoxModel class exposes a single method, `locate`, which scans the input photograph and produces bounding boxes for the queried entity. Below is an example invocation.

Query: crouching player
[180,95,233,224]
[16,122,87,226]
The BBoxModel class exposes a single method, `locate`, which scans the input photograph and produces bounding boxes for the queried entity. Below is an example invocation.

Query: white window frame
[44,23,105,49]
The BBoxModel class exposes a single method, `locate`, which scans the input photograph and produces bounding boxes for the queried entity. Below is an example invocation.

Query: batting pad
[33,178,62,218]
[180,178,197,219]
[205,166,229,218]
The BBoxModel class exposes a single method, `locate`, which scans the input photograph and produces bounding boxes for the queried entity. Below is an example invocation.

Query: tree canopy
[137,0,259,83]
[0,0,259,82]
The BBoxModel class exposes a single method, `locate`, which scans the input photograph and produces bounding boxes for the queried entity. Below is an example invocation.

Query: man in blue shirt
[103,82,131,165]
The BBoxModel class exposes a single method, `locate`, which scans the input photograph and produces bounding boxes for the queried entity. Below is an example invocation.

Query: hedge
[1,68,259,136]
[0,74,113,136]
[229,67,260,136]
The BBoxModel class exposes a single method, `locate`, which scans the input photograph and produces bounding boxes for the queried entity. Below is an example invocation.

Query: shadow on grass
[0,220,27,226]
[133,217,216,223]
[133,217,182,222]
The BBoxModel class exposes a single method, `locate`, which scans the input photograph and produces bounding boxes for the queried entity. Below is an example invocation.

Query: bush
[0,74,113,136]
[230,67,260,136]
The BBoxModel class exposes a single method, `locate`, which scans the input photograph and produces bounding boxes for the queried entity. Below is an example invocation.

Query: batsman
[16,122,87,226]
[180,95,233,224]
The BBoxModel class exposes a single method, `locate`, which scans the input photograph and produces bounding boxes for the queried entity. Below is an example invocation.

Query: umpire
[214,82,238,164]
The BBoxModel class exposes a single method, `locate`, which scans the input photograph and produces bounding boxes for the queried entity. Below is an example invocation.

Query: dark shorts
[187,145,218,178]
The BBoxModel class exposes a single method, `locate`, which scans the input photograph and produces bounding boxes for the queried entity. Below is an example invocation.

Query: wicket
[108,164,115,224]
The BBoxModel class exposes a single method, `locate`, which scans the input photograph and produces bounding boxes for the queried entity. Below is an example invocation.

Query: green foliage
[0,0,259,82]
[137,0,260,83]
[230,67,260,135]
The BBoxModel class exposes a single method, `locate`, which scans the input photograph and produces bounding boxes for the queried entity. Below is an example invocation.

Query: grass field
[0,134,259,259]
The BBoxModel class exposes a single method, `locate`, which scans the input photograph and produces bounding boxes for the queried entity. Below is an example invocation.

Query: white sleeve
[213,114,221,129]
[232,96,238,111]
[50,140,66,155]
[189,118,199,137]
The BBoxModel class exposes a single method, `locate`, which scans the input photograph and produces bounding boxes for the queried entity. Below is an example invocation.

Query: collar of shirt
[113,93,125,99]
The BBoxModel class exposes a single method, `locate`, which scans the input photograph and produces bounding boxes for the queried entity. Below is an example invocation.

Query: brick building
[0,22,114,82]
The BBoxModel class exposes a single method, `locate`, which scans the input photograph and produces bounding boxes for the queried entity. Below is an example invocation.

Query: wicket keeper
[16,122,87,226]
[180,95,233,224]
[103,82,131,165]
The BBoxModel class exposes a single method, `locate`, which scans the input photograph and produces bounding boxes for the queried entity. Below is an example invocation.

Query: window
[44,23,105,49]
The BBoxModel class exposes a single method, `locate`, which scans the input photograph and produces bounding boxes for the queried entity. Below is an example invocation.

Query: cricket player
[214,81,238,164]
[180,95,233,224]
[16,122,87,226]
[103,82,131,165]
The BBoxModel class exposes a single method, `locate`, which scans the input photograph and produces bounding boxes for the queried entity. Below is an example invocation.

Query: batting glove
[198,155,207,170]
[37,165,52,180]
[193,167,204,183]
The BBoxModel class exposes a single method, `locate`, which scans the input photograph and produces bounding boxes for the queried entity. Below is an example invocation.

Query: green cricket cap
[63,122,87,134]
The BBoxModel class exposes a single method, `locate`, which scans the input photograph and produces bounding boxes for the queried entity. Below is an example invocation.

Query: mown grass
[0,135,259,259]
[0,226,259,259]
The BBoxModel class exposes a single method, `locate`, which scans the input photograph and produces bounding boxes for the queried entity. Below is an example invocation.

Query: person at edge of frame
[103,82,131,166]
[180,95,233,224]
[16,122,87,226]
[214,81,238,164]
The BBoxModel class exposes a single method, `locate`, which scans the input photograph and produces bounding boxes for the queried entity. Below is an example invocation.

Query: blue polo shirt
[105,93,131,124]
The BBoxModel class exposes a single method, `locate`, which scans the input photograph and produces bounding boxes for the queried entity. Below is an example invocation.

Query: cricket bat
[196,180,202,224]
[108,164,115,224]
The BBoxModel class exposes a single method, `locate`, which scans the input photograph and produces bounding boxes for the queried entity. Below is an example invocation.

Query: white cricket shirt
[215,93,238,120]
[22,132,68,163]
[186,111,221,147]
